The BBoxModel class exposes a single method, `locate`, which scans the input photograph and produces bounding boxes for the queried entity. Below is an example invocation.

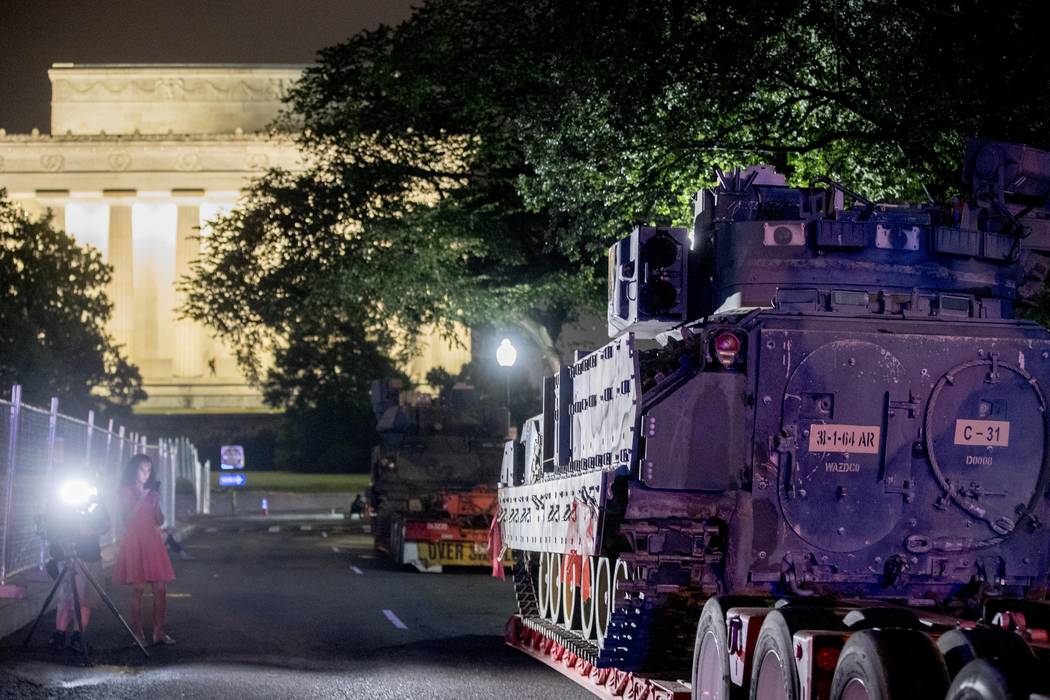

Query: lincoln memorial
[0,64,469,414]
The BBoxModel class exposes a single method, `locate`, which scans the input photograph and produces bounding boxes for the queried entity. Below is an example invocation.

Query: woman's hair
[121,453,155,489]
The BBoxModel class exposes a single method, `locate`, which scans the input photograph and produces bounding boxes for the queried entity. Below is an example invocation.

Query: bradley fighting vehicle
[370,378,510,572]
[496,142,1050,699]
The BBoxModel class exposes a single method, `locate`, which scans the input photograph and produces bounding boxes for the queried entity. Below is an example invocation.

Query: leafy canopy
[0,191,144,415]
[184,0,1050,403]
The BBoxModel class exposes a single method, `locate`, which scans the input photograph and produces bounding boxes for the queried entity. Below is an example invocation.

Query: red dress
[112,486,175,585]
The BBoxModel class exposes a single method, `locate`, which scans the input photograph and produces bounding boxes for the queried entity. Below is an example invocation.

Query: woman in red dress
[113,454,176,645]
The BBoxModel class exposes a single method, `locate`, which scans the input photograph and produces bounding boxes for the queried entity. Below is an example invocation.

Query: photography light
[58,479,98,507]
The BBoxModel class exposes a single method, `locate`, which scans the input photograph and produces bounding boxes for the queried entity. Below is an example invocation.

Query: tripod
[23,553,149,660]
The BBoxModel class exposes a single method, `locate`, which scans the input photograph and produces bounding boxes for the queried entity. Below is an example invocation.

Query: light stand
[23,547,149,661]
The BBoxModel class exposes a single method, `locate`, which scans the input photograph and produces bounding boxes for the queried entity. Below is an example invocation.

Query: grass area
[210,471,371,493]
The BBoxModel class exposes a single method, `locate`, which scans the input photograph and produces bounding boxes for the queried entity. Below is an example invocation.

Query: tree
[0,191,144,415]
[184,0,1050,407]
[517,0,1050,247]
[182,1,611,382]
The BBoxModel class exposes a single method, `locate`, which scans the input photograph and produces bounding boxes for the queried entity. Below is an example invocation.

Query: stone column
[17,198,43,221]
[48,203,66,232]
[173,204,203,377]
[107,204,134,351]
[35,190,68,231]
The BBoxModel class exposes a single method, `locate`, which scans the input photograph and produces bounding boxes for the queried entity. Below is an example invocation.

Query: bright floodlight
[59,479,98,506]
[496,338,517,368]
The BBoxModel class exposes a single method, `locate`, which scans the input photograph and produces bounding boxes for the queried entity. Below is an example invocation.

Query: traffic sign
[220,445,245,470]
[219,473,247,488]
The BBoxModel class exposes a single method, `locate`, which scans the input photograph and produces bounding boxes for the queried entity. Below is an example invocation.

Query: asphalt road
[0,517,591,700]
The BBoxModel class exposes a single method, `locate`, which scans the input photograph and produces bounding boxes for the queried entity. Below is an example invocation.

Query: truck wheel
[936,628,1034,679]
[750,608,843,700]
[830,628,949,700]
[692,597,761,700]
[944,658,1036,700]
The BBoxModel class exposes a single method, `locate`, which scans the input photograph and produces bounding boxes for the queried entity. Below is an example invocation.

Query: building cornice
[0,135,302,185]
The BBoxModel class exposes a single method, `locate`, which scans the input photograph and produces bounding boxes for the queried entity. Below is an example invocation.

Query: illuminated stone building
[0,64,469,416]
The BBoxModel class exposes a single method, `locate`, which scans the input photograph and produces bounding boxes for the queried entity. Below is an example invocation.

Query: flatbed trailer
[505,615,691,700]
[506,597,1050,700]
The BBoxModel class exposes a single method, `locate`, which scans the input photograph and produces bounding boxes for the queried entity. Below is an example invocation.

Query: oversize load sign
[807,424,881,454]
[417,540,514,567]
[954,419,1010,447]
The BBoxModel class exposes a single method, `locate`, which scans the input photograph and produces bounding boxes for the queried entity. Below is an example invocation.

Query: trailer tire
[692,597,764,700]
[750,608,843,700]
[945,658,1036,700]
[830,628,949,700]
[937,627,1035,679]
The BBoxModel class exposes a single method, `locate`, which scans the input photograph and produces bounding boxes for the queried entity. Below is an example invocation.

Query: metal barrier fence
[0,384,210,586]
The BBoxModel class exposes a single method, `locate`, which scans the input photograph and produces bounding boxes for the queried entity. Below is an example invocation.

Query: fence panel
[5,405,54,581]
[0,387,206,585]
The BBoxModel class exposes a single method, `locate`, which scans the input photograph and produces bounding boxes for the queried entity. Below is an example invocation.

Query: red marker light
[714,332,742,367]
[815,646,840,673]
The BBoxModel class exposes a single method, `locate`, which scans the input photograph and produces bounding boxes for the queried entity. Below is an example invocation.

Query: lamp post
[496,338,517,438]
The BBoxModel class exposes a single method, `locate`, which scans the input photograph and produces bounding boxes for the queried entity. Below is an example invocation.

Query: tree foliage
[520,0,1050,249]
[0,192,144,415]
[184,0,1050,406]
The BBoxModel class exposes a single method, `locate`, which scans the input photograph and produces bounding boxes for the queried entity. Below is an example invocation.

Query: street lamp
[496,338,517,438]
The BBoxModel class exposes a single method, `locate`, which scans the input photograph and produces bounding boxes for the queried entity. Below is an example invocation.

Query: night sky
[0,0,419,134]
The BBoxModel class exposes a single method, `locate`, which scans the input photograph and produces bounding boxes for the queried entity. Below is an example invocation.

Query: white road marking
[300,525,313,531]
[331,546,341,553]
[358,554,374,560]
[351,565,363,575]
[267,526,281,533]
[382,609,408,629]
[321,531,328,538]
[205,528,218,533]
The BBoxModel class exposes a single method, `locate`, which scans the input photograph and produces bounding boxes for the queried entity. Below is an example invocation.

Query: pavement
[0,516,592,699]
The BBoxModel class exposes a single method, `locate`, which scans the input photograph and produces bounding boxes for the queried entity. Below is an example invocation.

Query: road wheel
[830,628,949,700]
[692,597,762,700]
[750,608,844,700]
[594,557,612,644]
[944,658,1037,700]
[579,557,597,639]
[611,558,631,612]
[561,555,581,630]
[936,627,1035,679]
[548,553,563,624]
[537,552,551,620]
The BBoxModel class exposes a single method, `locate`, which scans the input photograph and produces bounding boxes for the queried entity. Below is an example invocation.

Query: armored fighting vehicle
[369,378,509,572]
[497,141,1050,699]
